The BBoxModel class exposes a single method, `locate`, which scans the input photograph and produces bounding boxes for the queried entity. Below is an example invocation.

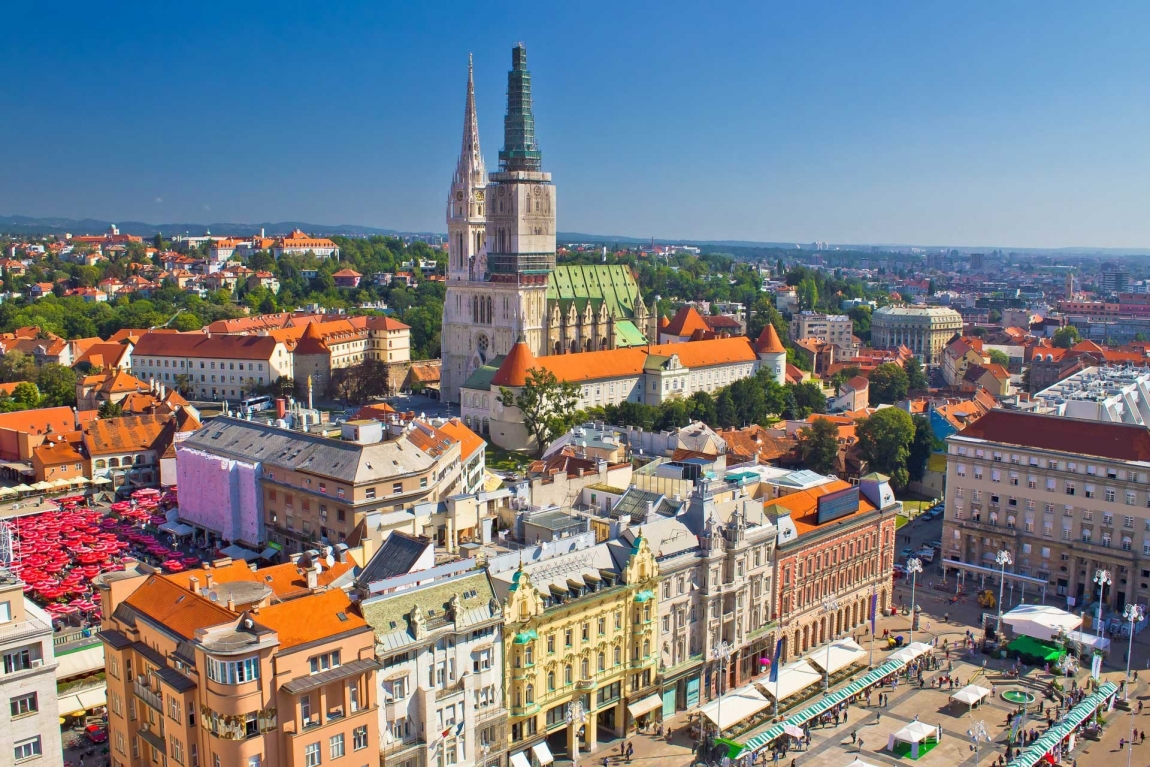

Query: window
[330,734,345,760]
[304,742,321,767]
[3,649,31,673]
[13,737,40,762]
[366,488,376,500]
[393,482,403,495]
[354,726,369,750]
[309,651,340,674]
[1065,483,1075,496]
[207,656,259,684]
[9,693,36,717]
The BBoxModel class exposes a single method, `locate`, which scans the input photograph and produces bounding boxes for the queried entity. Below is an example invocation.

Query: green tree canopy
[498,368,582,455]
[987,349,1010,367]
[1052,326,1082,349]
[36,364,76,407]
[857,407,916,489]
[868,363,909,404]
[903,357,928,391]
[908,414,936,483]
[797,417,840,475]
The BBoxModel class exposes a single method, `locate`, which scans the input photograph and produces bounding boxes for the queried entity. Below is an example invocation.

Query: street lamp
[1124,604,1144,702]
[906,558,922,645]
[480,743,490,767]
[566,698,586,763]
[995,550,1012,635]
[1095,569,1112,639]
[711,640,731,737]
[821,597,840,691]
[968,720,990,767]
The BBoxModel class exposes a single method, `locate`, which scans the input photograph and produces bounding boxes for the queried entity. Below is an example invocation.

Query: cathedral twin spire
[453,53,485,190]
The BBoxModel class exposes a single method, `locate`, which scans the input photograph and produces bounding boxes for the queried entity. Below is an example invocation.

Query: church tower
[441,45,557,405]
[447,54,486,283]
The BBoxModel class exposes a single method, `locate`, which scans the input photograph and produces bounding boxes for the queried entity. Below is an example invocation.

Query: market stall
[1001,604,1082,641]
[807,638,868,675]
[697,684,772,731]
[762,659,822,701]
[949,684,991,711]
[887,721,940,759]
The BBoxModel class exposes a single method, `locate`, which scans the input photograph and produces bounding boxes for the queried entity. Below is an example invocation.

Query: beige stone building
[0,571,62,766]
[789,312,854,354]
[870,306,963,365]
[943,409,1150,612]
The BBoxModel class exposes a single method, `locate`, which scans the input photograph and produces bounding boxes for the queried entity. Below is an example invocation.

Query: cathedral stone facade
[441,45,654,404]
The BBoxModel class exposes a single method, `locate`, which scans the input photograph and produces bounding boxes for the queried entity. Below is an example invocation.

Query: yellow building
[493,537,660,767]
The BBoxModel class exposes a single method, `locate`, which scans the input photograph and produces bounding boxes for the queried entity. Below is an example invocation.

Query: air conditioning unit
[30,659,43,668]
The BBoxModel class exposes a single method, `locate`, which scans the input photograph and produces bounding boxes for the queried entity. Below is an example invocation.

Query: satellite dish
[315,562,323,574]
[325,554,335,568]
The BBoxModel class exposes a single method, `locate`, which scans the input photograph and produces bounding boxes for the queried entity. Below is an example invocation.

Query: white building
[131,332,293,401]
[0,571,63,766]
[789,311,854,353]
[1032,366,1150,424]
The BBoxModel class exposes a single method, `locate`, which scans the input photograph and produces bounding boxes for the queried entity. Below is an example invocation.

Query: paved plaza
[568,510,1145,767]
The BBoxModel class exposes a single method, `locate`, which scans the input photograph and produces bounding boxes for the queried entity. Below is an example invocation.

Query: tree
[908,414,936,483]
[987,349,1010,367]
[98,400,124,419]
[715,389,738,428]
[903,357,928,391]
[797,277,819,311]
[654,399,691,431]
[688,390,716,425]
[10,382,40,409]
[868,363,909,404]
[36,364,76,406]
[847,305,872,342]
[830,366,863,394]
[797,417,840,475]
[0,351,36,383]
[1052,326,1081,349]
[786,381,827,419]
[856,407,916,489]
[498,368,581,455]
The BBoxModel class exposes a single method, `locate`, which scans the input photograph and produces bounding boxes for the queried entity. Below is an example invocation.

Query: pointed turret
[499,43,542,172]
[491,336,537,387]
[755,324,787,385]
[446,54,488,285]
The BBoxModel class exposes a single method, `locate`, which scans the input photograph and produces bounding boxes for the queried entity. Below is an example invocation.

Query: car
[892,564,907,577]
[926,540,942,550]
[85,724,108,744]
[899,547,915,559]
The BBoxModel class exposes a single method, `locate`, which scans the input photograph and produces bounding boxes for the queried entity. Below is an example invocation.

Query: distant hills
[2,214,1147,257]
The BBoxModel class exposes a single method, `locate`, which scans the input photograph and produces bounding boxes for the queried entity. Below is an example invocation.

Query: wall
[176,446,263,545]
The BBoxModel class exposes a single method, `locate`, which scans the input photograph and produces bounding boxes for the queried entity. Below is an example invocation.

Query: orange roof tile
[663,306,711,337]
[769,479,878,537]
[0,406,76,436]
[755,324,786,354]
[438,418,485,461]
[124,574,236,639]
[491,339,539,387]
[254,588,366,649]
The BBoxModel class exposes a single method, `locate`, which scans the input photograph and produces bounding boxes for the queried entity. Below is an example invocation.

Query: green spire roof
[499,43,542,172]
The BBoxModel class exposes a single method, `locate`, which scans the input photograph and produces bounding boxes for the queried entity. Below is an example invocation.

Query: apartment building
[131,333,293,401]
[943,410,1150,611]
[176,417,465,554]
[357,560,506,767]
[770,475,899,662]
[0,571,62,766]
[789,312,854,354]
[488,536,660,767]
[85,412,199,490]
[280,316,412,397]
[98,560,379,767]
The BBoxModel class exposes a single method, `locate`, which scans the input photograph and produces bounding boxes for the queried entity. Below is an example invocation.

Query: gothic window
[476,335,489,364]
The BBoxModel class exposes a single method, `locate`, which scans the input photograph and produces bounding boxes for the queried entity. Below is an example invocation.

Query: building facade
[489,537,660,767]
[789,312,853,354]
[942,409,1150,611]
[0,571,62,766]
[870,306,963,365]
[131,333,294,401]
[770,475,899,662]
[440,47,654,404]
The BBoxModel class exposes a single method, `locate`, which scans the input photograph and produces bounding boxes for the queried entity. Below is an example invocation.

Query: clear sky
[4,1,1149,248]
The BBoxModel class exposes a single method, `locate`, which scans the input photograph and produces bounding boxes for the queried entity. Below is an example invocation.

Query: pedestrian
[844,711,848,724]
[1141,731,1145,744]
[851,732,856,744]
[1139,700,1144,714]
[603,757,609,767]
[620,743,626,758]
[858,738,864,752]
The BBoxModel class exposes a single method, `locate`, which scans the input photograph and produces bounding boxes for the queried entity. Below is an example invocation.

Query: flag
[768,638,783,683]
[870,592,878,634]
[456,721,465,736]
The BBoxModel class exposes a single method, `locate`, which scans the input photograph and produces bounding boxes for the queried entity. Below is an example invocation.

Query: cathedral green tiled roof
[548,265,640,318]
[614,320,648,348]
[461,356,504,391]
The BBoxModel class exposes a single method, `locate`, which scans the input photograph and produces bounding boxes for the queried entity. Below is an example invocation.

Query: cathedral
[440,45,656,404]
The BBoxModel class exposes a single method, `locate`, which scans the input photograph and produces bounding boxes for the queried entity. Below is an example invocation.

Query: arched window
[108,458,119,468]
[95,459,106,469]
[597,652,605,672]
[135,455,144,464]
[547,671,555,691]
[525,684,534,705]
[581,658,589,679]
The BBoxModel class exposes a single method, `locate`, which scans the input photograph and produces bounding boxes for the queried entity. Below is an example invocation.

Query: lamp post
[1124,604,1144,702]
[968,720,989,767]
[1095,569,1112,639]
[566,698,586,763]
[711,640,731,737]
[995,550,1012,635]
[822,597,840,691]
[906,558,922,645]
[480,743,489,767]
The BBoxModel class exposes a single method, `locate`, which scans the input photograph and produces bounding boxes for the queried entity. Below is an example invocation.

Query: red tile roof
[755,324,786,354]
[663,306,710,337]
[959,410,1150,462]
[133,332,282,360]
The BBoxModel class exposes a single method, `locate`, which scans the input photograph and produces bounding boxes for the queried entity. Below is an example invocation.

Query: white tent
[1002,605,1082,641]
[887,721,940,758]
[763,659,822,701]
[218,544,260,562]
[950,684,991,709]
[843,760,881,767]
[1065,630,1111,653]
[888,641,934,665]
[808,637,867,675]
[697,684,771,730]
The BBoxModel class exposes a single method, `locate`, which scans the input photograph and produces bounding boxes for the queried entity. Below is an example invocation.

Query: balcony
[137,721,166,752]
[133,679,164,713]
[382,738,426,767]
[436,678,465,701]
[1075,539,1136,561]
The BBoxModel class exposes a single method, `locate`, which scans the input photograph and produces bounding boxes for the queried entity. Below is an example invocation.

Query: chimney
[306,564,319,590]
[335,543,349,564]
[204,571,214,589]
[226,596,236,612]
[188,576,200,593]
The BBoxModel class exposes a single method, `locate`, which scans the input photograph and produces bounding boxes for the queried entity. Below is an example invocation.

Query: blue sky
[3,1,1149,248]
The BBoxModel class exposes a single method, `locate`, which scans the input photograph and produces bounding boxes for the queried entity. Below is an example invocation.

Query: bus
[240,395,272,413]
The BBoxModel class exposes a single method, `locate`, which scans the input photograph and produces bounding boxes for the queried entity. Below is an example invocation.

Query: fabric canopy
[1065,630,1110,652]
[627,694,663,718]
[808,638,867,675]
[763,659,822,701]
[159,521,195,536]
[55,646,105,680]
[844,760,881,767]
[698,684,771,729]
[1006,682,1116,767]
[950,685,991,707]
[219,544,260,562]
[888,641,934,665]
[1002,604,1082,641]
[531,742,554,766]
[510,753,531,767]
[893,721,938,744]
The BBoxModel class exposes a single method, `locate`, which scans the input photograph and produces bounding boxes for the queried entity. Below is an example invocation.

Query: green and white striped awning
[738,647,933,755]
[1005,682,1117,767]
